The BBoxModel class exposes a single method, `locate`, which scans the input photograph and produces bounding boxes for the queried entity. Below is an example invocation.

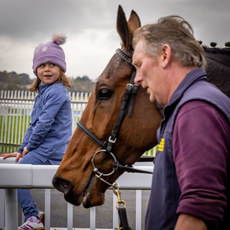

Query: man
[132,15,230,230]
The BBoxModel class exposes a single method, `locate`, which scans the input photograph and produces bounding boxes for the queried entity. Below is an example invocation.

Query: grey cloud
[125,0,230,46]
[0,0,116,41]
[0,0,229,80]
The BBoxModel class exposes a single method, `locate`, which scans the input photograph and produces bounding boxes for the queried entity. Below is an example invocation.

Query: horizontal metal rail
[0,158,153,230]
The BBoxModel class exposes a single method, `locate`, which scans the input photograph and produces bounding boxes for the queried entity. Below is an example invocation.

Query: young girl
[2,35,72,229]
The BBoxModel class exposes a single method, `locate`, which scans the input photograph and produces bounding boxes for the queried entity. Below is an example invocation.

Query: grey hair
[133,15,207,69]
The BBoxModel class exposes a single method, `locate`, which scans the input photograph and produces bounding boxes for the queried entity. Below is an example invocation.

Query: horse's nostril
[52,176,74,195]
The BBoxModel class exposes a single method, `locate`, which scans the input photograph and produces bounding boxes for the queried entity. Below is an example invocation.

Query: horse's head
[52,5,162,208]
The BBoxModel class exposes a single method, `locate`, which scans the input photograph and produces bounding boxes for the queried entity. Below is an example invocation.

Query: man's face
[133,40,163,104]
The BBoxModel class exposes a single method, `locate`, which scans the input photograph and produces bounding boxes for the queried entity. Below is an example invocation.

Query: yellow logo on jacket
[158,138,165,152]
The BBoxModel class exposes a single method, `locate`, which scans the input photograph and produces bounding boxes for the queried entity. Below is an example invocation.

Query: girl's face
[36,62,61,85]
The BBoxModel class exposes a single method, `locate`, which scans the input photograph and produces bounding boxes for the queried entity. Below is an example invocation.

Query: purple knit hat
[32,34,67,74]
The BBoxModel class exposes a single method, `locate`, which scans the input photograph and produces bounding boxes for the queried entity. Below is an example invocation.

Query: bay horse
[53,5,230,208]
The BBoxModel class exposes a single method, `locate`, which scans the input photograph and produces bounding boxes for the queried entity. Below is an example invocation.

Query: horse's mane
[203,45,230,97]
[203,46,230,55]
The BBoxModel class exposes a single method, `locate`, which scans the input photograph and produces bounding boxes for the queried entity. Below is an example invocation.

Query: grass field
[0,114,30,153]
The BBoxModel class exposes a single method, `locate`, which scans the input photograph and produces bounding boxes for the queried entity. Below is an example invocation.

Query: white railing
[0,90,157,157]
[0,158,153,230]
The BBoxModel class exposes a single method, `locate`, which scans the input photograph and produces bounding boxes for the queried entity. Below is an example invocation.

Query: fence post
[136,190,142,230]
[90,207,96,230]
[113,192,118,229]
[0,190,5,229]
[45,189,51,230]
[5,188,18,230]
[67,202,73,229]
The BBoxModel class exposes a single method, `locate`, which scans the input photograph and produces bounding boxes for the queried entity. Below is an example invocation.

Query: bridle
[77,48,152,188]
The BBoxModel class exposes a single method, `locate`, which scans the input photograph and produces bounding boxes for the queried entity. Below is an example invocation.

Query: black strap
[77,122,104,149]
[118,207,130,230]
[113,162,153,174]
[106,69,137,154]
[127,83,138,117]
[77,121,153,174]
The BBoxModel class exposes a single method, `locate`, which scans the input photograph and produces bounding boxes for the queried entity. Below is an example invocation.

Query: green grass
[0,115,30,153]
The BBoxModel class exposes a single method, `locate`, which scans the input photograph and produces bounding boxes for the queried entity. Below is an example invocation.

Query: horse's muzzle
[52,175,74,195]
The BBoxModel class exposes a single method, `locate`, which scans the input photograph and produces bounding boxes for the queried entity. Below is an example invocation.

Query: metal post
[113,192,118,229]
[136,190,142,230]
[45,189,51,230]
[67,202,73,229]
[90,207,96,230]
[0,189,5,229]
[5,188,18,230]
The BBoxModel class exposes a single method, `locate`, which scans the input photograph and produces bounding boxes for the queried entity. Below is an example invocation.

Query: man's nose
[134,72,142,85]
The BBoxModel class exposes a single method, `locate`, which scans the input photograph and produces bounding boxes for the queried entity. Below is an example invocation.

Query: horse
[53,5,230,208]
[204,46,230,97]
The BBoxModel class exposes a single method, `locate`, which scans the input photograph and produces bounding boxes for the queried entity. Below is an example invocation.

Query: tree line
[0,71,95,93]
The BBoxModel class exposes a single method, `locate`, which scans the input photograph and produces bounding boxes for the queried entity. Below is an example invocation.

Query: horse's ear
[116,5,132,51]
[127,10,141,35]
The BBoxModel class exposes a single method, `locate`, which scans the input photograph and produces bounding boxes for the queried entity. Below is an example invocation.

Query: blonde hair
[29,69,72,92]
[133,15,207,69]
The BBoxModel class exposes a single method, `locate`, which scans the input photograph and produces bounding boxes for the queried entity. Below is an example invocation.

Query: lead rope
[113,183,132,230]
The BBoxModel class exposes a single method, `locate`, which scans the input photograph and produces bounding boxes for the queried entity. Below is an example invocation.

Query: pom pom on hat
[32,34,67,74]
[53,34,66,45]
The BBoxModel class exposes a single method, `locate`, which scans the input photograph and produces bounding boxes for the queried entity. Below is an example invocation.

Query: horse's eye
[97,88,113,100]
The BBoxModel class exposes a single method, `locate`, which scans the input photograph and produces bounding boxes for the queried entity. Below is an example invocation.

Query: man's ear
[161,44,172,68]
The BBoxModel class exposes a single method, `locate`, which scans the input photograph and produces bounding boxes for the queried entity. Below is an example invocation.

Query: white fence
[0,90,88,153]
[0,157,153,230]
[0,90,157,157]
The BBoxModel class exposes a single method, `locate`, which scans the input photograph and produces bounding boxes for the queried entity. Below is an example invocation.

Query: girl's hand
[0,152,22,162]
[22,146,29,158]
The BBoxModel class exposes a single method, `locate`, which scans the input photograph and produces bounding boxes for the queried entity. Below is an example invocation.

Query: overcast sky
[0,0,229,80]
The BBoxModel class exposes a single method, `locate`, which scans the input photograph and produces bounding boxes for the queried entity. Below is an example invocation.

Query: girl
[2,35,72,229]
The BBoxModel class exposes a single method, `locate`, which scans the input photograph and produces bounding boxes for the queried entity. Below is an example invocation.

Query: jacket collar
[164,68,207,117]
[38,84,49,94]
[38,82,63,95]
